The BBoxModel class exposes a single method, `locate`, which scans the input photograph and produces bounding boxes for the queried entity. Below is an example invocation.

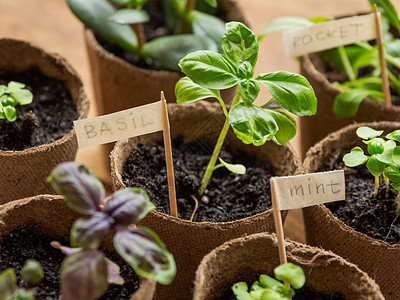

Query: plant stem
[384,175,389,199]
[337,46,355,81]
[186,0,196,11]
[355,42,400,70]
[133,23,146,50]
[176,0,195,34]
[373,176,379,198]
[198,93,241,196]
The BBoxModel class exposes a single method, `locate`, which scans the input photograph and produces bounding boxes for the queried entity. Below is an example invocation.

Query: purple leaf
[47,162,104,214]
[51,241,81,256]
[104,188,155,228]
[60,249,108,300]
[70,213,111,248]
[113,227,176,285]
[104,257,124,285]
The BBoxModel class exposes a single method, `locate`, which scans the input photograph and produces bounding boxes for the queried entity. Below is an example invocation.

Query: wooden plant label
[271,170,345,210]
[74,101,163,148]
[283,13,376,57]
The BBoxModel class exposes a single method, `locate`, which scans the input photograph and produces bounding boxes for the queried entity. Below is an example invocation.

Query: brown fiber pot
[0,194,156,299]
[0,39,89,203]
[303,121,400,299]
[298,53,400,158]
[110,102,301,299]
[193,233,384,299]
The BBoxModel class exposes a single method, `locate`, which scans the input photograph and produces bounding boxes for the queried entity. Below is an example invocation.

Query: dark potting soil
[122,138,275,222]
[0,69,78,151]
[0,226,140,299]
[325,157,400,245]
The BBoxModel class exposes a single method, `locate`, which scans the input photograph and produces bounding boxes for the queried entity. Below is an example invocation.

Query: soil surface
[0,226,140,299]
[122,138,275,222]
[0,69,77,151]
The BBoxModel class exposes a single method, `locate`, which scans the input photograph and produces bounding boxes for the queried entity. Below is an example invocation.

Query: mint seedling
[175,21,317,195]
[232,263,305,300]
[0,81,33,122]
[0,260,44,300]
[47,162,176,300]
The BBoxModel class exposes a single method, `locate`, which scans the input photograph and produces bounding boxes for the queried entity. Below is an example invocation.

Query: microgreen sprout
[0,260,44,300]
[232,263,305,300]
[175,21,317,195]
[343,126,400,213]
[0,81,33,122]
[47,162,176,300]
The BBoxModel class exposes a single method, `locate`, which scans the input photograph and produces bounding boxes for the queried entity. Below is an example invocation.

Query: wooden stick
[161,91,178,218]
[374,5,391,108]
[270,178,287,265]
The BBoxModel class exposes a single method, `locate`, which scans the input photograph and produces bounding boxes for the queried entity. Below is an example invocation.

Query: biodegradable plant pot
[193,233,384,299]
[110,102,301,299]
[0,194,156,299]
[0,39,89,203]
[303,121,400,299]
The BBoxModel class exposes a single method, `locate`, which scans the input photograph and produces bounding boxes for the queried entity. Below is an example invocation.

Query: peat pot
[0,195,156,299]
[0,38,89,203]
[193,233,384,300]
[111,102,301,299]
[303,121,400,299]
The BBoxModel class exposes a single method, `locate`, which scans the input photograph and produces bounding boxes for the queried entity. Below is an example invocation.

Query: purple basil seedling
[47,162,176,300]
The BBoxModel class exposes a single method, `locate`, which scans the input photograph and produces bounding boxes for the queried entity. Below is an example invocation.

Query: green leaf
[258,17,313,40]
[267,109,297,146]
[274,263,305,289]
[70,213,111,248]
[393,146,400,165]
[10,89,33,106]
[191,10,225,53]
[367,137,385,155]
[109,8,149,25]
[333,89,371,119]
[377,148,394,165]
[222,22,259,67]
[392,182,400,191]
[255,290,284,300]
[229,102,278,146]
[11,289,35,300]
[218,158,246,175]
[0,269,17,300]
[256,71,317,116]
[114,227,176,285]
[143,35,218,72]
[367,155,386,177]
[47,162,105,215]
[386,39,400,58]
[200,0,217,7]
[166,0,185,16]
[66,0,138,53]
[232,282,253,300]
[386,130,400,142]
[175,77,220,104]
[6,81,25,92]
[61,249,108,300]
[343,147,369,167]
[22,260,44,287]
[237,61,254,80]
[356,126,384,140]
[259,274,284,289]
[111,0,134,4]
[4,106,16,122]
[384,166,400,183]
[369,0,400,34]
[178,50,238,89]
[238,78,260,104]
[384,139,397,150]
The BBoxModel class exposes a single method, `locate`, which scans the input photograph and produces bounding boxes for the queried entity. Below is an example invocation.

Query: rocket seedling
[47,162,176,300]
[0,81,33,122]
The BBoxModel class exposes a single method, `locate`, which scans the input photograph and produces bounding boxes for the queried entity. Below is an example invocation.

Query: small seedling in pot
[47,162,176,300]
[0,81,33,122]
[175,21,317,196]
[0,259,44,300]
[343,126,400,213]
[232,263,305,300]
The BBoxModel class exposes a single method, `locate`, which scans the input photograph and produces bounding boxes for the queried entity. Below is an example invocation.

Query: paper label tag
[74,101,163,148]
[271,170,345,210]
[283,13,376,57]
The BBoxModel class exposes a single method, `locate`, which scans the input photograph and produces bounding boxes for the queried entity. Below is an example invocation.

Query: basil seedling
[175,21,317,195]
[232,263,305,300]
[47,162,176,300]
[0,81,33,122]
[0,260,44,300]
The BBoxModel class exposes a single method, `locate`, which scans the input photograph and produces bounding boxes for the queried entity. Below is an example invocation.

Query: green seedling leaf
[384,139,396,150]
[369,0,400,34]
[67,0,138,53]
[0,269,17,300]
[367,137,385,155]
[111,0,134,4]
[237,61,254,80]
[377,148,394,165]
[333,89,371,119]
[114,227,176,285]
[356,126,384,140]
[109,8,150,25]
[6,81,25,92]
[392,182,400,191]
[201,0,217,7]
[10,289,35,300]
[258,17,313,40]
[253,289,284,300]
[232,282,253,300]
[178,50,238,89]
[238,78,260,104]
[393,146,400,165]
[175,77,220,104]
[103,188,155,228]
[274,263,305,289]
[384,166,400,183]
[70,213,111,248]
[143,35,218,72]
[267,109,297,146]
[343,147,368,167]
[229,102,278,146]
[257,71,317,116]
[259,274,284,289]
[21,260,44,287]
[218,158,246,175]
[367,155,386,177]
[222,22,258,67]
[11,89,33,106]
[104,258,124,285]
[386,39,400,58]
[386,130,400,142]
[60,249,108,300]
[4,106,16,122]
[191,10,225,52]
[47,162,105,215]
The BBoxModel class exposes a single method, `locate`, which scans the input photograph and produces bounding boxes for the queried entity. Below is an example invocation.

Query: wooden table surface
[1,0,396,243]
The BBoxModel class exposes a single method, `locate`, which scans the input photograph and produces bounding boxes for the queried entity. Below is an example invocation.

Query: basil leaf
[384,166,400,183]
[47,162,105,215]
[70,213,111,248]
[256,71,317,116]
[191,10,225,53]
[51,242,81,256]
[238,78,260,104]
[218,158,246,175]
[104,258,124,285]
[267,109,297,146]
[175,77,220,104]
[333,89,371,119]
[367,137,385,155]
[367,155,386,177]
[22,260,44,287]
[343,147,368,167]
[274,263,305,289]
[108,8,149,25]
[258,17,313,40]
[222,22,259,67]
[179,50,238,89]
[386,130,400,142]
[3,106,16,122]
[11,88,33,106]
[356,126,384,140]
[229,103,278,146]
